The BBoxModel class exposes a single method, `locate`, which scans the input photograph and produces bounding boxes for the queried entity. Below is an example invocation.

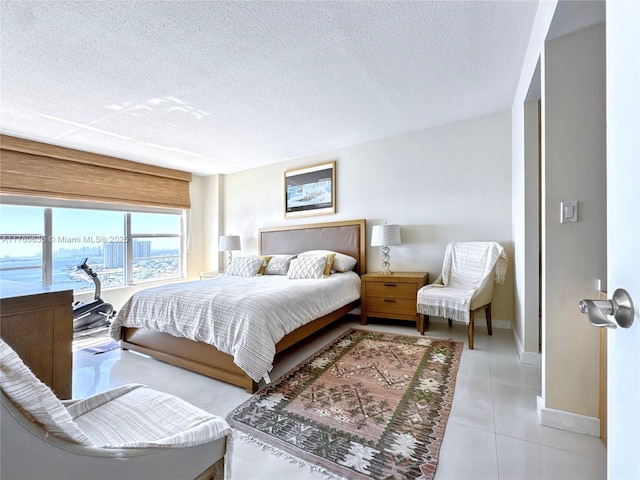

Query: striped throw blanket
[1,339,231,449]
[417,242,507,324]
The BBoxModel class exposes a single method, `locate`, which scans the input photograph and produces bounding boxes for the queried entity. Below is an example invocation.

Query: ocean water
[0,256,113,291]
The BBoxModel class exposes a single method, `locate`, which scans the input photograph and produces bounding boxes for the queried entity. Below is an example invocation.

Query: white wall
[542,23,606,420]
[523,101,541,355]
[217,111,515,324]
[510,99,542,364]
[201,174,223,274]
[510,0,557,365]
[186,175,206,280]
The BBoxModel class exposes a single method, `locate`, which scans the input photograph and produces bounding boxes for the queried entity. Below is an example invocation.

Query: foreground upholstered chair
[417,241,507,349]
[0,338,231,480]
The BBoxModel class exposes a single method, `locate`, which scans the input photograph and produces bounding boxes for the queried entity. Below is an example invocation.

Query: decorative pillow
[299,250,357,273]
[0,339,93,445]
[257,255,272,275]
[287,255,327,279]
[225,255,264,277]
[298,251,335,276]
[265,254,296,275]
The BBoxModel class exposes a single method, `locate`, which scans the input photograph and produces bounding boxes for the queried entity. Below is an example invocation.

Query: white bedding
[110,272,361,382]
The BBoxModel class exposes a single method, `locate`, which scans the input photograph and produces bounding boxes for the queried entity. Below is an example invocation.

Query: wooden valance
[0,135,192,209]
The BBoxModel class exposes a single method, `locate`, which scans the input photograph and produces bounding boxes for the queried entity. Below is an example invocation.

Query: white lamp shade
[218,235,241,251]
[371,224,401,246]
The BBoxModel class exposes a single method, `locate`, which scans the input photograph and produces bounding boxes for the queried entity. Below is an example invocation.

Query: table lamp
[371,224,401,275]
[218,235,241,267]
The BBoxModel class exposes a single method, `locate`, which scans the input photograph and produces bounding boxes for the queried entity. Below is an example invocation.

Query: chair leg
[448,318,453,327]
[419,314,429,335]
[468,311,475,349]
[485,304,493,336]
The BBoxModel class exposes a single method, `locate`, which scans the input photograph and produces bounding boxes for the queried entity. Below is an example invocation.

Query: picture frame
[284,161,336,218]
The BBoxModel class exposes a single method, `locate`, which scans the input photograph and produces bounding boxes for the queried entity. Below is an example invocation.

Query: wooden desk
[0,284,73,399]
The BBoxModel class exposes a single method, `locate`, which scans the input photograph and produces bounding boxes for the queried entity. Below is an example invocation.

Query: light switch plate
[561,201,578,223]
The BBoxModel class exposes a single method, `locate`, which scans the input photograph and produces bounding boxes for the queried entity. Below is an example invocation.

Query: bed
[111,219,366,393]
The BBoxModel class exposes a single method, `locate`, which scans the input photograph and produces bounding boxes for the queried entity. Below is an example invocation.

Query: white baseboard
[512,324,525,356]
[489,318,512,330]
[520,350,541,366]
[428,316,512,330]
[536,396,600,437]
[511,327,542,366]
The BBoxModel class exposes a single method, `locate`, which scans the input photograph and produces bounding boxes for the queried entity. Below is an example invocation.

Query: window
[52,208,127,291]
[0,204,184,292]
[0,205,46,286]
[130,213,182,283]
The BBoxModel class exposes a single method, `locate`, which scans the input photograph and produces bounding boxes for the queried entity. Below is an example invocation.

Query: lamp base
[227,251,233,267]
[379,247,392,275]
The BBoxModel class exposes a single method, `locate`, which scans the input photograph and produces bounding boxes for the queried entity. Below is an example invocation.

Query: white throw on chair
[417,241,507,349]
[0,338,231,480]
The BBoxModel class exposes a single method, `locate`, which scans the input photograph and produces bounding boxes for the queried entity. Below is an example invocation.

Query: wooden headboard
[259,219,367,275]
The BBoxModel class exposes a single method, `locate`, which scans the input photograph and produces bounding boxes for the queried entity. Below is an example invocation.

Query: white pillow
[225,255,264,277]
[287,255,327,279]
[265,254,296,275]
[299,250,357,273]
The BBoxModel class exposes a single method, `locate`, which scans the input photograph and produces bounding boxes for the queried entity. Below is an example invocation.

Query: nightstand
[361,272,428,332]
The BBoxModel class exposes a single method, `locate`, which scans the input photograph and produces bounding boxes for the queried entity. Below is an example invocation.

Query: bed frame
[120,219,366,393]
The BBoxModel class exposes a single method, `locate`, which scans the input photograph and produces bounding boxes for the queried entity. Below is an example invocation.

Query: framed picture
[284,161,336,218]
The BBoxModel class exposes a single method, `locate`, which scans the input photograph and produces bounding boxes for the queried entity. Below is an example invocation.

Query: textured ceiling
[0,1,545,175]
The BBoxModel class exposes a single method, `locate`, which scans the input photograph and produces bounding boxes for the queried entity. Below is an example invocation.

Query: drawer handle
[383,299,397,303]
[384,283,397,287]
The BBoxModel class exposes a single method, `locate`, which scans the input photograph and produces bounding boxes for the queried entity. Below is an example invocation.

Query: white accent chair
[417,242,507,349]
[0,338,231,480]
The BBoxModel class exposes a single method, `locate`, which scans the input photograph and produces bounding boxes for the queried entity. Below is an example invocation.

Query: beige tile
[496,435,606,480]
[435,422,499,480]
[449,373,496,432]
[492,378,548,445]
[490,361,542,390]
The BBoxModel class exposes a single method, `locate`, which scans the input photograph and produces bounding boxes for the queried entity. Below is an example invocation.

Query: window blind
[0,135,192,209]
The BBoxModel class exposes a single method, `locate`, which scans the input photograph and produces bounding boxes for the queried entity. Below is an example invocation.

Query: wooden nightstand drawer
[360,272,429,330]
[366,281,418,299]
[365,297,416,316]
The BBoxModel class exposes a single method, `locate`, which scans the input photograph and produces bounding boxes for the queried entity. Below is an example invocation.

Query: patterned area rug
[228,329,463,480]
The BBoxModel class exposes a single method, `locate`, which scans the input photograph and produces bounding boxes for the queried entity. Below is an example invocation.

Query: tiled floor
[73,318,606,480]
[72,325,112,352]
